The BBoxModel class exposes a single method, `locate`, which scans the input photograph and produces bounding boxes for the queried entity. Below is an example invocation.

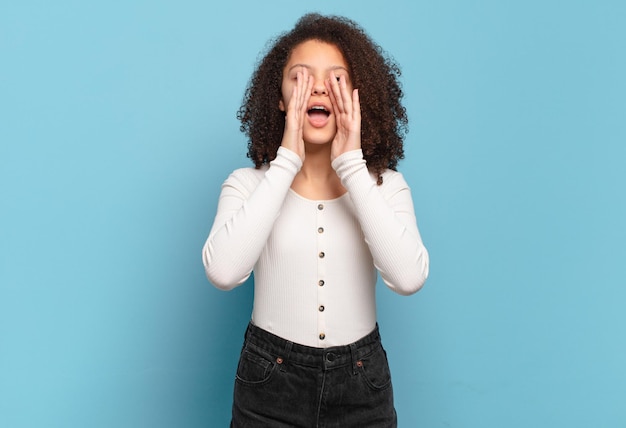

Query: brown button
[319,252,325,258]
[318,227,324,233]
[356,360,363,367]
[318,204,324,210]
[319,333,326,340]
[319,305,325,312]
[276,357,283,364]
[318,280,325,286]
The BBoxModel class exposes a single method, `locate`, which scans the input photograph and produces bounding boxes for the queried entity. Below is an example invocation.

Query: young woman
[202,13,429,427]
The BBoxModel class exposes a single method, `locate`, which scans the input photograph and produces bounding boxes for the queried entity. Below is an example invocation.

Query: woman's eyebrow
[286,64,310,72]
[287,64,349,73]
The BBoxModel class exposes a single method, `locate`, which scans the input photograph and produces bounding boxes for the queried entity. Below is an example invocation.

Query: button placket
[316,201,327,344]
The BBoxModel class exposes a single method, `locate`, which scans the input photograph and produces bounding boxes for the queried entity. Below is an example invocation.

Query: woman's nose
[311,80,327,95]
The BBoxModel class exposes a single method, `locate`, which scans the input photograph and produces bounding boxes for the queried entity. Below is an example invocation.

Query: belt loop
[283,340,293,362]
[279,340,293,372]
[349,343,358,375]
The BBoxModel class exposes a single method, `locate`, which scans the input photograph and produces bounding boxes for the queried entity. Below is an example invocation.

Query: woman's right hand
[281,69,313,161]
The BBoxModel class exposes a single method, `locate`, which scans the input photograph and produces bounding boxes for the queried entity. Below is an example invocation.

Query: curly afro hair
[237,13,408,180]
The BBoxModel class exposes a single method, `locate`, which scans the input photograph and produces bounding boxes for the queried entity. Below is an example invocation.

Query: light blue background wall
[1,1,625,427]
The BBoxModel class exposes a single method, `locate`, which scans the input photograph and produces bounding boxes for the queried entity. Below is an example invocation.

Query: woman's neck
[290,143,346,200]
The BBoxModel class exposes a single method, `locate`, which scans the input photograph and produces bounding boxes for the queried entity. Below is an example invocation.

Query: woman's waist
[243,321,383,369]
[251,302,377,348]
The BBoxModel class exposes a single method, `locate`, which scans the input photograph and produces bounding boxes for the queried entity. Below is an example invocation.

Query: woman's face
[279,39,352,145]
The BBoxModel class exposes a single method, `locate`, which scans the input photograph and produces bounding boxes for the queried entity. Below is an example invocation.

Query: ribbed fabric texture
[332,150,430,295]
[203,147,429,347]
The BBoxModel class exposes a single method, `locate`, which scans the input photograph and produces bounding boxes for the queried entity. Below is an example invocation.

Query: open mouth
[307,105,330,127]
[308,105,330,117]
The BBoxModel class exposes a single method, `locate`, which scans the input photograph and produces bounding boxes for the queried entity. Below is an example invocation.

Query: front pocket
[235,347,276,385]
[357,346,392,391]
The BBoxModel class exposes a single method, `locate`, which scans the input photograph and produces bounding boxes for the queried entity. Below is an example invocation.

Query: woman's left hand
[326,71,361,161]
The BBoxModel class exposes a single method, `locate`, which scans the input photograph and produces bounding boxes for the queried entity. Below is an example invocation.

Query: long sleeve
[202,147,302,290]
[332,149,429,295]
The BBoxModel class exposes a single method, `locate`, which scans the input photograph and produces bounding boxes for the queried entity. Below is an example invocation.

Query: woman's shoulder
[372,168,411,191]
[222,165,269,193]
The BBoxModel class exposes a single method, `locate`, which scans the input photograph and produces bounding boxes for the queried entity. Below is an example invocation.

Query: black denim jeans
[230,322,397,427]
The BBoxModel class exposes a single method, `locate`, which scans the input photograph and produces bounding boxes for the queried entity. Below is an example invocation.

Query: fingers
[326,71,359,120]
[287,69,313,129]
[303,71,314,113]
[352,88,360,121]
[295,71,313,116]
[296,70,309,114]
[327,71,345,114]
[282,69,312,160]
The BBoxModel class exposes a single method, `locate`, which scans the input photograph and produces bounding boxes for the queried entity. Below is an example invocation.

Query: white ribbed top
[203,147,429,347]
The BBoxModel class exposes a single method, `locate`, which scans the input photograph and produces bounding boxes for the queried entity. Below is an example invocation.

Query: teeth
[309,106,327,112]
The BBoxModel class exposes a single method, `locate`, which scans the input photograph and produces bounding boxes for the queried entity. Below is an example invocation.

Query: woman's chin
[303,127,336,147]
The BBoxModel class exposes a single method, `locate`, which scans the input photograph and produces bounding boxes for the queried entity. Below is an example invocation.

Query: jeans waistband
[243,322,383,371]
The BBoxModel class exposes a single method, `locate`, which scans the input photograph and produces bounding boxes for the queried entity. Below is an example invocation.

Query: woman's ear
[279,99,285,112]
